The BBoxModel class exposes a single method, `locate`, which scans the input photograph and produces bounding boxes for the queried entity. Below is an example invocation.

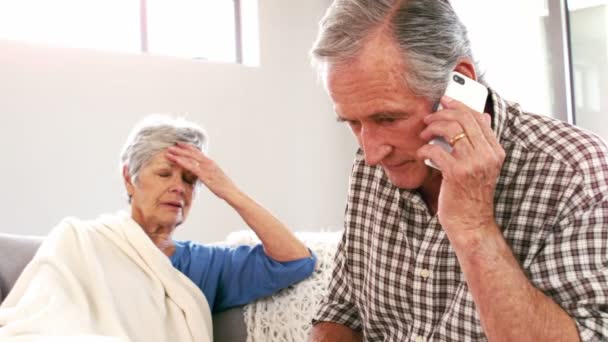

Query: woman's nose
[169,177,186,194]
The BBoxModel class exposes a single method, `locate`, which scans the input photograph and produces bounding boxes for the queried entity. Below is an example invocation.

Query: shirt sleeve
[172,241,316,313]
[528,186,608,341]
[312,229,362,331]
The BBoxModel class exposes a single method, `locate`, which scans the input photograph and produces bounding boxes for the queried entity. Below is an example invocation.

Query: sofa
[0,231,339,341]
[0,233,248,342]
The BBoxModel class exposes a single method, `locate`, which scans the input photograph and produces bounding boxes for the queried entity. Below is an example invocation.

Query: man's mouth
[383,160,412,169]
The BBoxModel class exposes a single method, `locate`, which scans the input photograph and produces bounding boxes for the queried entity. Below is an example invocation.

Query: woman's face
[124,151,197,230]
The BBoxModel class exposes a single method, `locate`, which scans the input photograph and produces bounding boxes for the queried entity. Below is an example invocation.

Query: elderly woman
[0,115,315,342]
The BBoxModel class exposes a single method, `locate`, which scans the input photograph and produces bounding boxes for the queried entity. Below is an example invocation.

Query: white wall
[570,4,608,142]
[0,0,357,242]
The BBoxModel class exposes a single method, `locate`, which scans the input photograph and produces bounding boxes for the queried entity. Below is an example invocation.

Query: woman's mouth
[161,202,183,210]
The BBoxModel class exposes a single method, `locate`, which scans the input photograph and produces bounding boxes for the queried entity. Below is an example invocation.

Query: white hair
[120,114,208,185]
[311,0,485,102]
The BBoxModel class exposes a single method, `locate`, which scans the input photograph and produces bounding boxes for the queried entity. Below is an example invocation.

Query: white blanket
[0,212,212,342]
[224,230,341,342]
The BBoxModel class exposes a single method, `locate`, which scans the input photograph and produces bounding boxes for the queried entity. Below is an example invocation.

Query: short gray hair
[311,0,484,101]
[120,114,208,184]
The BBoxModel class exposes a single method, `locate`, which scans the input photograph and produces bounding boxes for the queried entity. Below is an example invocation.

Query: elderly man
[309,0,608,341]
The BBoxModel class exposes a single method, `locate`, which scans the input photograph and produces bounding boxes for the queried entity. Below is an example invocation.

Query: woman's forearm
[224,189,311,261]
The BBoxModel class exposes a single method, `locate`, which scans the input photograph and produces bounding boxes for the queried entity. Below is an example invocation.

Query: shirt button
[415,336,426,342]
[419,269,431,279]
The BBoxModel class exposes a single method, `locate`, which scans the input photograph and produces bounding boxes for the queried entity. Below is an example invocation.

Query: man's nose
[359,126,392,166]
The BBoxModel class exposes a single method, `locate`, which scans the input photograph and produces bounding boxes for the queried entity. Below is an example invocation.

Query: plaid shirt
[313,90,608,341]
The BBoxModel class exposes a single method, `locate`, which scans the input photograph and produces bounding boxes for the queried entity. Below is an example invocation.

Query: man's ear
[123,165,134,197]
[453,58,477,81]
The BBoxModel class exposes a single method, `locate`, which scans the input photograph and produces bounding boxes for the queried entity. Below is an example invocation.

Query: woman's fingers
[167,143,212,171]
[170,142,204,162]
[165,151,199,172]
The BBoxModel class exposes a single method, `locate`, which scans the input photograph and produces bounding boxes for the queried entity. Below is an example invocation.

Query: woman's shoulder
[176,240,261,252]
[173,240,264,263]
[45,216,90,242]
[172,240,232,259]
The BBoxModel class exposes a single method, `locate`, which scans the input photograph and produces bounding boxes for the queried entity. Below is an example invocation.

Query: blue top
[170,241,317,313]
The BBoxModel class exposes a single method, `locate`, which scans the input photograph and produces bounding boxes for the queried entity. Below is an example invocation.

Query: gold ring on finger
[449,132,467,147]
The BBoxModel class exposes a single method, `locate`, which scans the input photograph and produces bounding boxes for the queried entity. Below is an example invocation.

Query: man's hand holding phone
[424,72,488,170]
[417,72,506,249]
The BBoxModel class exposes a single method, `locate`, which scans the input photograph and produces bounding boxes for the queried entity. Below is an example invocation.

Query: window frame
[138,0,243,63]
[547,0,576,124]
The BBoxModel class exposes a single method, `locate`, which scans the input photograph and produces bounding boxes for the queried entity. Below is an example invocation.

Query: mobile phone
[424,71,488,170]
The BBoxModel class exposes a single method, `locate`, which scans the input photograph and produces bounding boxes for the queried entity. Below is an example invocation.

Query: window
[144,0,239,62]
[0,0,141,53]
[568,0,608,141]
[451,1,556,117]
[0,0,255,64]
[452,0,608,143]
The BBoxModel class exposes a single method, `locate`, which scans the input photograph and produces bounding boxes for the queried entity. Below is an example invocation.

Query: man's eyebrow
[369,111,410,119]
[335,111,412,123]
[335,116,349,123]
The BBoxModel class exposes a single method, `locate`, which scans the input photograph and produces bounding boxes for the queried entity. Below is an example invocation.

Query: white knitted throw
[223,230,342,342]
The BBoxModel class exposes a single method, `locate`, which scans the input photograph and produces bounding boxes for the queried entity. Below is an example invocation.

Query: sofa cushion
[0,233,43,303]
[212,307,247,342]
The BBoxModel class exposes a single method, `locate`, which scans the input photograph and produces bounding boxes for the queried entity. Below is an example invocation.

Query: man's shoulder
[504,105,608,176]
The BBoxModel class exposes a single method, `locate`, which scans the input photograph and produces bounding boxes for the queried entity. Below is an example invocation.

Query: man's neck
[418,169,442,215]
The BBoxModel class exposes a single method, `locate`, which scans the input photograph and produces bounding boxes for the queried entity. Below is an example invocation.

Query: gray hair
[311,0,484,101]
[120,114,208,185]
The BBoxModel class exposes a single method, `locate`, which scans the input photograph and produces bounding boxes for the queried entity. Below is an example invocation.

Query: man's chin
[383,164,428,189]
[387,177,423,189]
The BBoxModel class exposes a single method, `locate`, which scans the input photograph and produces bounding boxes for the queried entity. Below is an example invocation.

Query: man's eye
[376,117,396,124]
[346,121,360,128]
[158,172,171,178]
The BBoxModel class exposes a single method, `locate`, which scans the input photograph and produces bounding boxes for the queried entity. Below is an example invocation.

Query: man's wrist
[444,221,504,259]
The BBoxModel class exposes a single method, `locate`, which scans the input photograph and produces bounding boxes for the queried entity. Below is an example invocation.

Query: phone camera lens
[453,75,465,85]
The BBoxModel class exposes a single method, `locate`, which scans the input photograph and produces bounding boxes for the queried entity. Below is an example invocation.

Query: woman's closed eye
[182,174,197,185]
[158,171,171,178]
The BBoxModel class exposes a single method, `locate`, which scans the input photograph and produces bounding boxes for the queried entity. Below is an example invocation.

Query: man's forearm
[309,322,362,342]
[450,223,580,341]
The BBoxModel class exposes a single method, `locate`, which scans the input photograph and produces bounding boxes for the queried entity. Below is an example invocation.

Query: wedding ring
[449,132,467,146]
